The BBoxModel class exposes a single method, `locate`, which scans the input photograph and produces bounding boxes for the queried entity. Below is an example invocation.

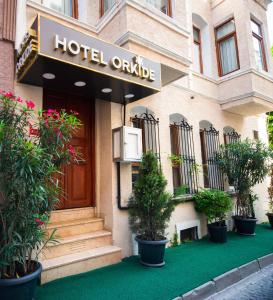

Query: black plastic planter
[135,236,168,267]
[208,222,227,243]
[266,213,273,228]
[233,216,257,235]
[0,261,42,300]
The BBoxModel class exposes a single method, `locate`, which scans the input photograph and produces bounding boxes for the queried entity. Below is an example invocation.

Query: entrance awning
[16,15,185,103]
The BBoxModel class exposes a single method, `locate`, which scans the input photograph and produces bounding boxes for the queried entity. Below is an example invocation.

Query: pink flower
[35,218,44,226]
[16,96,23,103]
[25,100,35,110]
[47,109,56,115]
[29,126,39,136]
[68,145,76,156]
[4,91,14,98]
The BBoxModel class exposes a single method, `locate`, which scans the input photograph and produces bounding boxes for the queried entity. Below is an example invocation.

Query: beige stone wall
[109,81,269,257]
[13,0,272,259]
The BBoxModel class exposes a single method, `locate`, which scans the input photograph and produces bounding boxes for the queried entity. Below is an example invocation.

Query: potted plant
[215,139,272,235]
[194,189,233,243]
[0,91,80,300]
[128,151,176,267]
[266,166,273,228]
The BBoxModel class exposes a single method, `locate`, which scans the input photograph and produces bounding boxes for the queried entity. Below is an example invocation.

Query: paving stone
[213,268,242,292]
[181,291,194,300]
[238,260,260,278]
[193,281,217,299]
[258,253,273,269]
[210,264,273,300]
[181,281,216,300]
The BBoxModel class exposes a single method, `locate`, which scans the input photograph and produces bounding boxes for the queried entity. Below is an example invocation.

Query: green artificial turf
[37,224,273,300]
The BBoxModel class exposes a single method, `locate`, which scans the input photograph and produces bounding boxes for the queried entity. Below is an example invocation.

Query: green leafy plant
[268,166,273,213]
[267,112,273,149]
[170,232,179,247]
[194,189,233,225]
[215,139,272,218]
[129,151,176,241]
[0,91,81,279]
[174,184,188,197]
[168,154,183,166]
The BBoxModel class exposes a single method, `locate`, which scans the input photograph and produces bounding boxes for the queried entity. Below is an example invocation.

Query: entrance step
[41,207,121,283]
[47,217,104,238]
[42,230,112,259]
[41,245,122,283]
[50,207,95,223]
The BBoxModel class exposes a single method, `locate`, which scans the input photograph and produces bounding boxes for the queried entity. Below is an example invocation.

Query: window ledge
[173,191,237,204]
[173,194,194,203]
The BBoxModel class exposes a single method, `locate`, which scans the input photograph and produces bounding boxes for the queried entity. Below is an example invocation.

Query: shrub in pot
[215,139,272,235]
[0,91,80,300]
[194,189,233,243]
[128,151,176,267]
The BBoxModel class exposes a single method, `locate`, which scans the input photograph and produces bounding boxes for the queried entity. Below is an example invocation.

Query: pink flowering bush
[0,91,81,279]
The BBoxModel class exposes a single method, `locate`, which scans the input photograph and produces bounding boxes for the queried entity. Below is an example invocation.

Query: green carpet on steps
[36,224,273,300]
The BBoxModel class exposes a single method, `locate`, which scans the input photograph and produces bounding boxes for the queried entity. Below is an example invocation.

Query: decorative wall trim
[220,91,273,106]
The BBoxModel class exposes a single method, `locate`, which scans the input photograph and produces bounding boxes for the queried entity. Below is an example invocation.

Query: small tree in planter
[215,139,272,235]
[194,189,233,243]
[0,91,80,300]
[128,151,176,267]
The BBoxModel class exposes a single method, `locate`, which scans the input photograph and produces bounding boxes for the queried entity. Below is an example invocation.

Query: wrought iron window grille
[200,125,224,190]
[131,113,161,161]
[170,119,198,194]
[224,130,241,144]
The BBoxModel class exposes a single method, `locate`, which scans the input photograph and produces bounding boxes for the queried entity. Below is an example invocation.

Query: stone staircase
[40,207,122,283]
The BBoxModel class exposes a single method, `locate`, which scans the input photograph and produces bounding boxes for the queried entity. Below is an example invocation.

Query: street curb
[213,268,241,292]
[257,253,273,269]
[174,253,273,300]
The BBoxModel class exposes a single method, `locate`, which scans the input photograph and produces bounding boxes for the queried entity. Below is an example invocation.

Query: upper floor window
[215,19,240,76]
[146,0,172,17]
[193,26,203,74]
[42,0,78,18]
[253,130,259,141]
[251,19,268,72]
[100,0,116,17]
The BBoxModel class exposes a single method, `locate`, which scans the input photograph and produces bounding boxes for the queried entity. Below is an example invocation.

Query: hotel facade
[2,0,273,283]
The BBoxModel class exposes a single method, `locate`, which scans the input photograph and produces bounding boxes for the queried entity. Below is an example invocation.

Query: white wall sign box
[113,126,142,162]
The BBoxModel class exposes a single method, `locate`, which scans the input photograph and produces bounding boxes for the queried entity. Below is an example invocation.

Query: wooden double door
[44,90,95,209]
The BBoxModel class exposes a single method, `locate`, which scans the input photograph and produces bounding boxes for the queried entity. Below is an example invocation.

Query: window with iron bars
[200,125,224,190]
[131,112,160,184]
[170,120,198,194]
[223,128,241,145]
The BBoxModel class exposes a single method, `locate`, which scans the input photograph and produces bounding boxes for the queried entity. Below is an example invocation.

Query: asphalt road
[207,265,273,300]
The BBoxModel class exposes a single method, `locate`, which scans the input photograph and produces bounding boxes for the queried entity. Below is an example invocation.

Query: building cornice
[115,31,191,67]
[220,91,273,106]
[211,0,271,10]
